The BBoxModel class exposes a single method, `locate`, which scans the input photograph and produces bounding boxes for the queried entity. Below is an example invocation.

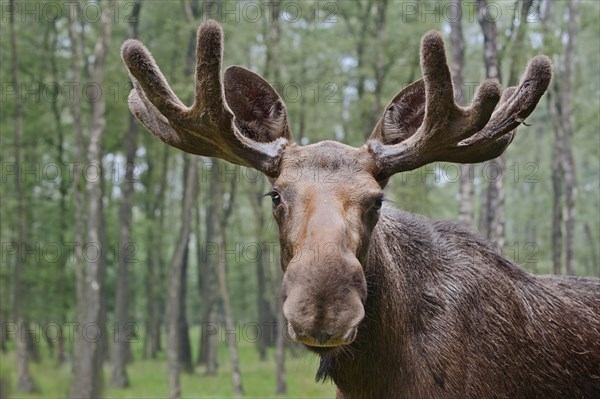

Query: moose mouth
[291,325,359,356]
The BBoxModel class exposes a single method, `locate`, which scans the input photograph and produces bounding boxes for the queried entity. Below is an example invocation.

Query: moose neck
[316,207,600,399]
[317,207,440,398]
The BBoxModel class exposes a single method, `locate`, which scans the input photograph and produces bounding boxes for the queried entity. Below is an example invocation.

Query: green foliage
[0,326,334,398]
[1,0,598,397]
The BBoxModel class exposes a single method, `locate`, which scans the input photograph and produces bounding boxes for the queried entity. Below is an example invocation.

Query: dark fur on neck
[316,355,335,383]
[318,206,600,399]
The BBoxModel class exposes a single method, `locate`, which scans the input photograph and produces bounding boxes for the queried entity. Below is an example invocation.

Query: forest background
[1,0,598,398]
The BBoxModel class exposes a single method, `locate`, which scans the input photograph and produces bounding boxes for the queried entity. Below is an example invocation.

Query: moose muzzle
[281,248,367,349]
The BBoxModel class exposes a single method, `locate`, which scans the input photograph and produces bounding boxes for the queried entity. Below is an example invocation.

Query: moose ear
[224,66,293,143]
[369,79,426,145]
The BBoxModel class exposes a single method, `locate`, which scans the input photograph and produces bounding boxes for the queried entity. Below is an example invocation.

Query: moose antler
[121,20,290,177]
[368,31,552,180]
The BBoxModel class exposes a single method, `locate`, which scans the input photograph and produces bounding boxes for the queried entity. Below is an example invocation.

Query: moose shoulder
[122,20,600,399]
[323,207,600,398]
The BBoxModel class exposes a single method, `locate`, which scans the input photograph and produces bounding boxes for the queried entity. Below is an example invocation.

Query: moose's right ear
[369,79,426,145]
[224,66,293,144]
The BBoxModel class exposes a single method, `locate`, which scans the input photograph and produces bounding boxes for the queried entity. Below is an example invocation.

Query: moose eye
[268,191,282,207]
[373,196,384,211]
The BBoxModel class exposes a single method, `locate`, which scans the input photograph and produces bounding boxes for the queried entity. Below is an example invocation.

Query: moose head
[121,20,551,352]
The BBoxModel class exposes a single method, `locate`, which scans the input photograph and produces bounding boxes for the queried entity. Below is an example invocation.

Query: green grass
[0,326,335,399]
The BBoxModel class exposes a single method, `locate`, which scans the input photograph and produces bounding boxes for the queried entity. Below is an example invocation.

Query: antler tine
[121,20,289,177]
[419,32,456,126]
[191,20,227,119]
[121,40,188,123]
[458,56,552,147]
[127,76,179,141]
[419,32,502,137]
[368,31,551,179]
[127,75,223,156]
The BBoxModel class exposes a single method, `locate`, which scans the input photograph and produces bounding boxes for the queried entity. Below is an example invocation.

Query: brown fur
[319,207,600,398]
[122,21,599,398]
[272,143,600,398]
[276,143,376,348]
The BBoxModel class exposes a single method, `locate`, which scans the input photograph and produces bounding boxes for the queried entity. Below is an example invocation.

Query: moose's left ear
[224,66,293,143]
[369,79,426,145]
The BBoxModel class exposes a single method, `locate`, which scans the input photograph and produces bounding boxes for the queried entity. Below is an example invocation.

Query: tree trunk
[251,179,274,361]
[26,328,40,364]
[155,147,169,357]
[49,17,68,366]
[297,49,307,143]
[197,161,218,374]
[561,0,578,276]
[143,146,169,359]
[143,228,157,359]
[248,174,278,358]
[195,195,208,366]
[66,2,88,387]
[546,0,578,276]
[213,159,244,396]
[477,0,505,250]
[543,1,563,276]
[274,262,287,395]
[197,183,219,375]
[549,89,564,275]
[69,2,115,397]
[366,0,389,139]
[449,0,475,227]
[206,308,219,374]
[264,0,281,82]
[275,308,287,395]
[584,223,598,270]
[506,0,535,86]
[178,246,193,373]
[0,321,7,353]
[9,0,36,392]
[449,0,465,104]
[98,168,110,366]
[112,2,141,385]
[166,155,198,399]
[345,2,373,141]
[216,239,244,396]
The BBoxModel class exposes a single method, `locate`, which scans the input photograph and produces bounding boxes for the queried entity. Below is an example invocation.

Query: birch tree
[9,0,36,390]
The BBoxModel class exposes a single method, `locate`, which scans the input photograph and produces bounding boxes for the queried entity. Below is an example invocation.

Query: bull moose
[121,20,600,399]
